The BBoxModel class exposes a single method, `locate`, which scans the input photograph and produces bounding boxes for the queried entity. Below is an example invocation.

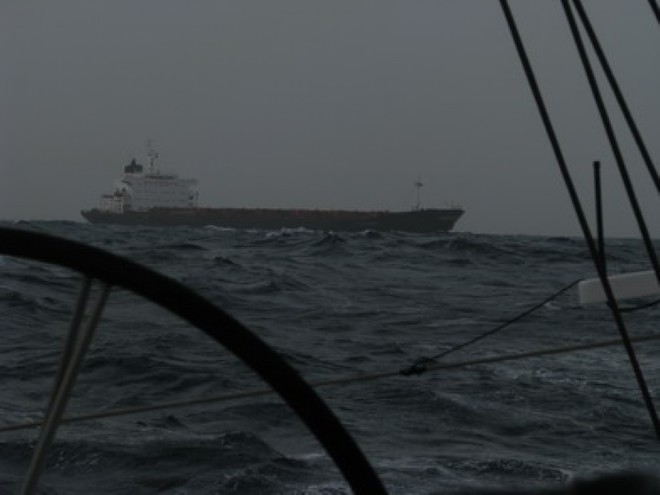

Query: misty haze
[2,1,658,237]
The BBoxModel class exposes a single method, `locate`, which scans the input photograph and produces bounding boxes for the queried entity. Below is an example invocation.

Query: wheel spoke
[22,278,111,495]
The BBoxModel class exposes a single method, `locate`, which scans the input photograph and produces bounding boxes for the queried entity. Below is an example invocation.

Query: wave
[2,223,658,493]
[264,227,316,239]
[158,242,207,251]
[213,255,239,267]
[204,225,236,232]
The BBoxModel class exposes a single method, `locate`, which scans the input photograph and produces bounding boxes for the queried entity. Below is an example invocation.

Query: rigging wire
[563,1,660,286]
[499,0,660,438]
[649,0,660,24]
[571,0,660,193]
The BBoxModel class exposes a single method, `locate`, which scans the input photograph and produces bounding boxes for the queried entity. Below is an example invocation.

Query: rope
[401,279,581,375]
[408,333,660,376]
[2,332,660,434]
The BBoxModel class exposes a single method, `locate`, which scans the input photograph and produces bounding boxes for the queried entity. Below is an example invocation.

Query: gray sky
[2,1,658,237]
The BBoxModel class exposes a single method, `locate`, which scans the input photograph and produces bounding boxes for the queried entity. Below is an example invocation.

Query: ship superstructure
[98,148,197,214]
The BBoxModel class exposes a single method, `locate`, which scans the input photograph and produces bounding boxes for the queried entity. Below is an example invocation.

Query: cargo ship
[81,151,464,233]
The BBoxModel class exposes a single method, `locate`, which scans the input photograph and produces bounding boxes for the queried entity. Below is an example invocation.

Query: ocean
[1,221,659,494]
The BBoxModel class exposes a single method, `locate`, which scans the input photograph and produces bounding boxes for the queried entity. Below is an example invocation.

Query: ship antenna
[146,139,159,174]
[414,177,423,210]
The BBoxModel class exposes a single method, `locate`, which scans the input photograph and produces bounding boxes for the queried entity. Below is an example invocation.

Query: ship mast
[414,178,423,210]
[146,139,159,174]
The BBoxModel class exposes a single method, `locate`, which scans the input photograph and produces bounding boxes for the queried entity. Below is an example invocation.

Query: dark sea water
[1,221,659,494]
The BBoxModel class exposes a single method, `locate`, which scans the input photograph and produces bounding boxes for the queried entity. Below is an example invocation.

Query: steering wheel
[0,227,386,494]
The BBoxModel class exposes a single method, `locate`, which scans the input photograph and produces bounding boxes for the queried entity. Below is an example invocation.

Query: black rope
[500,0,660,439]
[571,1,660,193]
[401,279,581,376]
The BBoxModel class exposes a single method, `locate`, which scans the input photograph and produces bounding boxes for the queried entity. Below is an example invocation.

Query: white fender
[578,270,660,305]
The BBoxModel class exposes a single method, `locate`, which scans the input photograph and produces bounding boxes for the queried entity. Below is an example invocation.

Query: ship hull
[80,207,463,233]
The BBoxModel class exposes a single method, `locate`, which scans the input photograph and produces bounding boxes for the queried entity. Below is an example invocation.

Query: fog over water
[2,1,659,237]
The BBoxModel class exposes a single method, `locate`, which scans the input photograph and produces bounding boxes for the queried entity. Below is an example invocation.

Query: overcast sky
[2,1,658,237]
